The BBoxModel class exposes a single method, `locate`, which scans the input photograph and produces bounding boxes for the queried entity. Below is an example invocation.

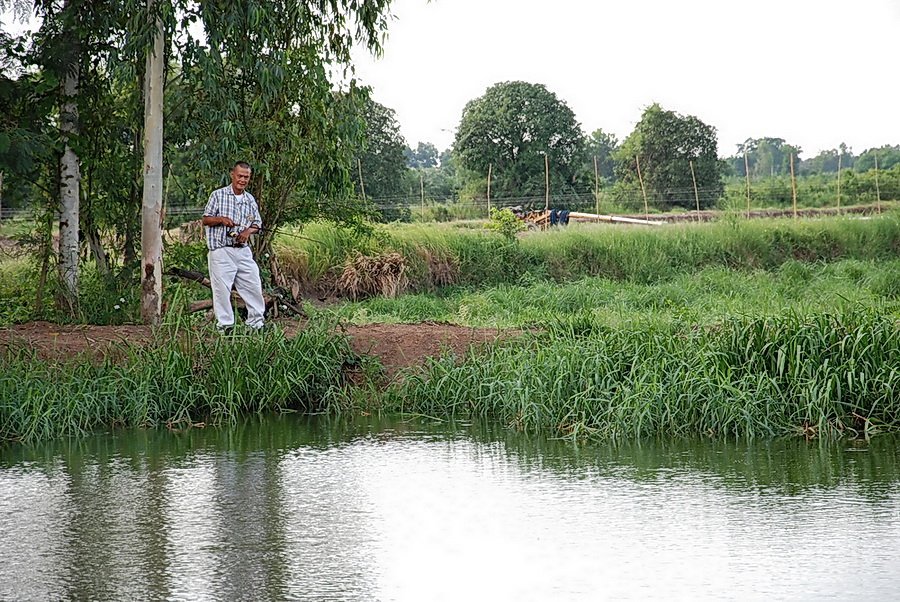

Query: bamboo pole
[544,154,550,211]
[593,156,600,215]
[357,158,366,199]
[836,154,842,211]
[636,155,648,220]
[689,160,700,219]
[744,151,751,218]
[420,170,425,215]
[874,152,881,213]
[487,163,492,217]
[789,153,798,218]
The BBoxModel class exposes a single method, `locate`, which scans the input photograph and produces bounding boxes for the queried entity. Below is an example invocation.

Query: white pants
[208,246,266,329]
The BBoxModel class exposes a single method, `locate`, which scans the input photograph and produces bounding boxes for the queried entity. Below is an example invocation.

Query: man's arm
[201,215,236,228]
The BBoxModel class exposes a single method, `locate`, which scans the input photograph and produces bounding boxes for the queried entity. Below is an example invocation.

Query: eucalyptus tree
[614,103,723,210]
[0,0,132,313]
[732,137,802,178]
[453,81,585,200]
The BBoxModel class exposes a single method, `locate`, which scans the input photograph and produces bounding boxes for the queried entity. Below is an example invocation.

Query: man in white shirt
[201,161,266,332]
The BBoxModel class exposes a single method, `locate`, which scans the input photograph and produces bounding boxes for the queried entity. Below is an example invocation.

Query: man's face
[230,165,252,194]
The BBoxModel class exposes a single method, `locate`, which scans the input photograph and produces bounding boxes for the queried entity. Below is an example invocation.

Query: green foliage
[0,322,355,443]
[326,258,900,329]
[174,0,394,251]
[581,128,618,181]
[728,137,802,178]
[380,310,900,441]
[276,213,900,296]
[615,103,723,210]
[405,142,439,168]
[353,96,409,208]
[855,145,900,172]
[484,207,525,243]
[454,81,585,199]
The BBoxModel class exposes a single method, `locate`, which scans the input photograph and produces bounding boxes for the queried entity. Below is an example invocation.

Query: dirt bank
[0,320,510,378]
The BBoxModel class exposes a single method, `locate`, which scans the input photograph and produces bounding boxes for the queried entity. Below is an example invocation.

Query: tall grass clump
[0,323,355,443]
[275,213,900,295]
[380,310,900,441]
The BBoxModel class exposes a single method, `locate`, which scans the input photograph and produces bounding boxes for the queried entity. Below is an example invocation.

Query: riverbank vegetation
[0,322,357,443]
[3,214,900,444]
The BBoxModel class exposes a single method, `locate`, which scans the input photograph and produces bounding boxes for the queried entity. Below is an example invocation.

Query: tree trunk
[140,0,165,325]
[58,24,80,314]
[84,211,110,276]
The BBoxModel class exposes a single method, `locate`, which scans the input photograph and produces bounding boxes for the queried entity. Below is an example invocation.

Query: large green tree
[453,81,585,200]
[615,103,723,210]
[352,96,408,205]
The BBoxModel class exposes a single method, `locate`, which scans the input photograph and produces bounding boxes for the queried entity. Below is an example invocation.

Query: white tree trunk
[141,0,165,325]
[59,57,81,309]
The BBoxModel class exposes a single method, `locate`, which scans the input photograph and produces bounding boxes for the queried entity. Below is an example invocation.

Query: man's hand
[234,226,259,244]
[218,217,236,228]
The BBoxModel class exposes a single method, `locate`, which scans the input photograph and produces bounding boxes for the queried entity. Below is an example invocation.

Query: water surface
[2,417,899,601]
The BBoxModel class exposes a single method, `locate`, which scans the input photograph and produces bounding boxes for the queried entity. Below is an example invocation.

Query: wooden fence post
[790,153,798,218]
[874,152,881,214]
[544,154,550,212]
[636,155,648,220]
[836,154,842,211]
[689,160,700,220]
[487,163,492,217]
[744,151,751,218]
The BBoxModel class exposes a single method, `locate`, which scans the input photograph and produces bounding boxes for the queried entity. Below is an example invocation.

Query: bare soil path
[0,320,510,378]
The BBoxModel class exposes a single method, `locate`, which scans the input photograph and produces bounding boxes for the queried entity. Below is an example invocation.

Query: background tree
[614,103,723,209]
[348,95,409,220]
[453,81,585,201]
[799,143,854,175]
[855,145,900,172]
[730,137,802,178]
[582,128,618,182]
[404,142,438,169]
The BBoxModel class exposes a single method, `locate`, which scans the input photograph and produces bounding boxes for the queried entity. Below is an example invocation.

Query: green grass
[274,212,900,294]
[372,310,900,441]
[0,321,356,443]
[320,259,900,329]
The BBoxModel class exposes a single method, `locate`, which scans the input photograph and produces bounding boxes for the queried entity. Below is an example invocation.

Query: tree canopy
[350,94,409,217]
[614,103,723,209]
[453,81,585,200]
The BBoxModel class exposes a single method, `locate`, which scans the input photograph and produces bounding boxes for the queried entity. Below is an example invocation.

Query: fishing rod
[229,226,327,246]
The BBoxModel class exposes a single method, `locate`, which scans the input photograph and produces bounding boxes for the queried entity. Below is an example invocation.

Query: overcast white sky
[352,0,900,158]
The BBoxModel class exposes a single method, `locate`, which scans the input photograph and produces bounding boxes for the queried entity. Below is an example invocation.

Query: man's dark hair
[232,161,252,172]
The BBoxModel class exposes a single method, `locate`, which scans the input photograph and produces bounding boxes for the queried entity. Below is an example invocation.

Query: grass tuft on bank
[0,323,355,443]
[375,310,900,441]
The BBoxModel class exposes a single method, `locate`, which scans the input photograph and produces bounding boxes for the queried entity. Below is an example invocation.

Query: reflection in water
[1,417,899,601]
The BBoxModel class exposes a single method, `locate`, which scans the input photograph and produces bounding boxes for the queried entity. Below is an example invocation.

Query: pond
[1,416,899,601]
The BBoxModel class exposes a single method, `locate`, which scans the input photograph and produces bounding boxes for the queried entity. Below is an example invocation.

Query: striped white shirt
[203,185,262,251]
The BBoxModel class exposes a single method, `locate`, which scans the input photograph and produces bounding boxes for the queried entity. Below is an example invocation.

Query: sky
[351,0,900,158]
